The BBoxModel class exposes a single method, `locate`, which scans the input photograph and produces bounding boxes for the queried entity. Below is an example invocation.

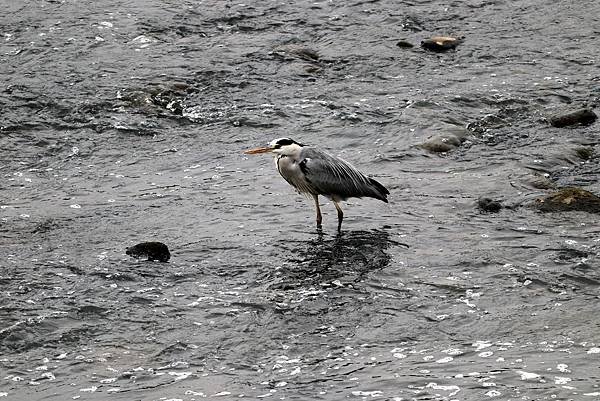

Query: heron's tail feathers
[368,177,389,203]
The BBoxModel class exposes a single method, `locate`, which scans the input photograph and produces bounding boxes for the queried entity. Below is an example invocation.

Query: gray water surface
[2,0,600,400]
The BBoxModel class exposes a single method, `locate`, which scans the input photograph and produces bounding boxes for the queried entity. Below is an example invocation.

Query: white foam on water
[554,376,571,385]
[184,390,205,396]
[441,348,463,356]
[473,341,492,351]
[586,347,600,354]
[351,390,383,397]
[517,371,541,381]
[425,383,460,397]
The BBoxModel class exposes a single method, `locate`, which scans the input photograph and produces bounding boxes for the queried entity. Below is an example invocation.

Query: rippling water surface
[2,0,600,400]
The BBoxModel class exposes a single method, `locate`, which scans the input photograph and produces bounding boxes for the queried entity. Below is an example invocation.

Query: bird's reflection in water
[269,229,400,291]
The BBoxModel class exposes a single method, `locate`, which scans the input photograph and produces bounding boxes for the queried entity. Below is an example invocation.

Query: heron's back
[296,147,389,202]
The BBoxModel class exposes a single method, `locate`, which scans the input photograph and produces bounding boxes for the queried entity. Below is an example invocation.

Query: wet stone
[421,134,464,153]
[32,218,59,234]
[272,44,320,62]
[421,36,463,52]
[534,187,600,213]
[549,108,597,128]
[396,40,414,48]
[522,174,557,190]
[573,146,595,160]
[478,197,502,213]
[126,241,171,262]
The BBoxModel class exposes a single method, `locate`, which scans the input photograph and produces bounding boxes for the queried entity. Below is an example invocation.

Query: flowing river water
[1,0,600,400]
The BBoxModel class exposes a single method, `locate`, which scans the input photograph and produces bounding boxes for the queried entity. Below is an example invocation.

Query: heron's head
[244,137,305,156]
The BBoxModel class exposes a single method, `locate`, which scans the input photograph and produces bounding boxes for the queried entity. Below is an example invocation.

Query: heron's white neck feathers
[273,143,303,160]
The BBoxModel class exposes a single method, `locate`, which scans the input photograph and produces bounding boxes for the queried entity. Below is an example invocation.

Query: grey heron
[244,138,389,231]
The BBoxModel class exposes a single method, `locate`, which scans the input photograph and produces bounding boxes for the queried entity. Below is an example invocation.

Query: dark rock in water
[32,218,59,234]
[302,64,322,75]
[478,197,502,213]
[421,134,464,153]
[573,146,595,160]
[421,36,463,52]
[273,44,320,62]
[522,174,557,190]
[396,40,414,48]
[126,242,171,262]
[534,187,600,213]
[549,108,597,128]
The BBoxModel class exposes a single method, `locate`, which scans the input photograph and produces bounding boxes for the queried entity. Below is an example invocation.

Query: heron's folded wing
[300,148,387,201]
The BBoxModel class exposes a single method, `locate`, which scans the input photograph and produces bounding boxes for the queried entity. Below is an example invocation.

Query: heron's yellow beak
[244,146,273,154]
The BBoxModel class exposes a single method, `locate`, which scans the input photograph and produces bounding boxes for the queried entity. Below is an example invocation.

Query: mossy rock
[534,187,600,213]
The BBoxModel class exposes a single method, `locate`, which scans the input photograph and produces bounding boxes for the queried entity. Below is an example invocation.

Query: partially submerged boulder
[421,36,463,52]
[549,108,597,128]
[478,197,502,213]
[272,44,320,62]
[126,241,171,262]
[421,134,464,153]
[534,187,600,213]
[396,40,414,48]
[573,146,595,160]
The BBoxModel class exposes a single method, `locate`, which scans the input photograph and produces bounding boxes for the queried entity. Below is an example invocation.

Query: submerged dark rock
[522,174,557,190]
[478,197,502,213]
[549,108,597,128]
[573,146,595,160]
[273,44,320,62]
[126,242,171,262]
[396,40,414,48]
[421,36,463,52]
[534,187,600,213]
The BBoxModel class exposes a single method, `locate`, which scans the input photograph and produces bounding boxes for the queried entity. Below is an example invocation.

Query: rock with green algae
[534,187,600,213]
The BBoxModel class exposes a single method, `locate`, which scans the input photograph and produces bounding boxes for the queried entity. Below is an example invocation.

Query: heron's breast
[277,156,311,192]
[277,156,300,179]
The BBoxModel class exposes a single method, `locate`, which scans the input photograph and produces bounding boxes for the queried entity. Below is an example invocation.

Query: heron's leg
[313,194,322,228]
[333,201,343,232]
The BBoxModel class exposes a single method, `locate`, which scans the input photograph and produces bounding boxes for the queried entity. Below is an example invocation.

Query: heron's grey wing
[299,148,389,202]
